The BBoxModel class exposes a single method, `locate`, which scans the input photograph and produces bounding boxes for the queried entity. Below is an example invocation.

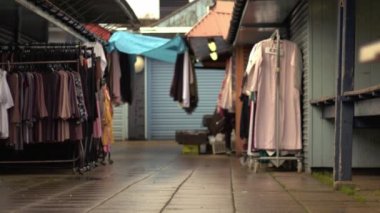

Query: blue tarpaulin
[107,31,187,63]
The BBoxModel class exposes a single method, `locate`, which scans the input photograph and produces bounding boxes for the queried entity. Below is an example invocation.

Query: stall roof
[186,1,233,39]
[85,24,111,41]
[186,1,233,68]
[46,0,140,29]
[227,0,300,45]
[15,0,108,43]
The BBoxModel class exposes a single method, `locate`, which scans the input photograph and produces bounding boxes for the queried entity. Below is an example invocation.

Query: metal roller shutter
[147,59,225,140]
[112,105,128,141]
[289,0,311,172]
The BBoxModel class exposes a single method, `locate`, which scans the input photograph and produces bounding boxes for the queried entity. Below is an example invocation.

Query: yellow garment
[101,85,114,146]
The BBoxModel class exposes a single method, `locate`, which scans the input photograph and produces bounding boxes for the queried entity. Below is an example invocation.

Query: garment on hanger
[119,52,134,104]
[239,94,250,140]
[0,69,14,139]
[110,51,122,105]
[93,91,103,139]
[217,57,235,113]
[182,51,190,108]
[169,51,198,113]
[7,72,21,149]
[185,56,198,114]
[4,68,90,148]
[84,42,107,73]
[101,85,114,151]
[170,53,184,102]
[244,39,302,151]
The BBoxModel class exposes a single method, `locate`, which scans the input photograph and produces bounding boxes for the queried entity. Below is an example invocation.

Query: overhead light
[134,55,144,73]
[208,38,217,52]
[208,38,218,61]
[210,52,218,61]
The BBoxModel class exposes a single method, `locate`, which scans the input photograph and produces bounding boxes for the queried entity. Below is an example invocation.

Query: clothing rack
[0,45,100,174]
[246,29,303,173]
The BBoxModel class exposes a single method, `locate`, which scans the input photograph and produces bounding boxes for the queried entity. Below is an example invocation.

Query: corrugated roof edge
[24,0,107,44]
[113,0,140,29]
[226,0,247,44]
[186,1,233,38]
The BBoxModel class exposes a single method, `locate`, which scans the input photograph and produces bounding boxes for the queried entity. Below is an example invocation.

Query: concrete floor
[0,141,379,213]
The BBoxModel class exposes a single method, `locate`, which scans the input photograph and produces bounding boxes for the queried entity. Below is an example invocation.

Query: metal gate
[147,59,225,140]
[112,104,128,141]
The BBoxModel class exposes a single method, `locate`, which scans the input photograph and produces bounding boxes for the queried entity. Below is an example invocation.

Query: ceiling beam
[15,0,89,42]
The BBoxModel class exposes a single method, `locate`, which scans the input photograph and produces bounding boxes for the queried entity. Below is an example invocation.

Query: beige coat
[245,39,302,150]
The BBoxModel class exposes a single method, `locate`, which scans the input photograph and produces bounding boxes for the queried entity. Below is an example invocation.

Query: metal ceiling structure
[0,0,140,44]
[0,0,49,42]
[15,0,108,43]
[46,0,140,29]
[227,0,300,45]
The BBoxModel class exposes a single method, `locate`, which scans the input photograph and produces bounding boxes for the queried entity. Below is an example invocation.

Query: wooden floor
[0,141,379,213]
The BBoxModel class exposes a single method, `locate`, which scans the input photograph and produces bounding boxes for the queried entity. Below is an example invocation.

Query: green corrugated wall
[308,0,380,168]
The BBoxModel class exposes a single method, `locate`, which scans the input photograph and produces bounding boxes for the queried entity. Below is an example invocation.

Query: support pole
[14,6,21,43]
[334,0,355,186]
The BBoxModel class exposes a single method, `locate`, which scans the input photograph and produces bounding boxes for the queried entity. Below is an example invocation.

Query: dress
[0,69,14,139]
[7,72,21,148]
[244,39,302,150]
[101,85,114,152]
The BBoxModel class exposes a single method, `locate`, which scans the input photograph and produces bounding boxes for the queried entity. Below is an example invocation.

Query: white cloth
[84,42,108,73]
[182,51,190,108]
[0,70,14,138]
[217,58,235,112]
[245,39,302,150]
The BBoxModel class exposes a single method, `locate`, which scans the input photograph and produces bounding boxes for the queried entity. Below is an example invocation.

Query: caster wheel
[248,158,254,170]
[72,167,78,174]
[79,167,86,174]
[253,161,260,173]
[297,160,302,173]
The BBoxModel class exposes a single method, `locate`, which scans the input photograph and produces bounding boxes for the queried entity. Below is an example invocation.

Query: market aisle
[0,142,379,213]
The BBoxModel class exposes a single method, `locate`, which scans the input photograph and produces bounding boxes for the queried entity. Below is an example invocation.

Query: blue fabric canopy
[107,31,187,63]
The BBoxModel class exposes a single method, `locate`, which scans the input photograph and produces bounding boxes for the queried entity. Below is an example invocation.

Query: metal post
[275,30,280,167]
[14,6,21,43]
[334,0,355,185]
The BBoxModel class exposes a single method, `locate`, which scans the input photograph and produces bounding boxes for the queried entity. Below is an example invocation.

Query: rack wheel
[297,160,302,173]
[79,167,86,174]
[248,158,254,170]
[72,167,78,174]
[253,160,260,173]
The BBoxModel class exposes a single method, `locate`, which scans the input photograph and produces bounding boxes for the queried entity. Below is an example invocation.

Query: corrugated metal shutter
[147,59,225,140]
[289,0,310,172]
[112,104,128,141]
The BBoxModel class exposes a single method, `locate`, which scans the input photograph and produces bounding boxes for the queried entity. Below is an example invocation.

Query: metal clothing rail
[0,44,82,50]
[0,60,79,65]
[246,29,303,173]
[0,44,105,174]
[0,49,85,172]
